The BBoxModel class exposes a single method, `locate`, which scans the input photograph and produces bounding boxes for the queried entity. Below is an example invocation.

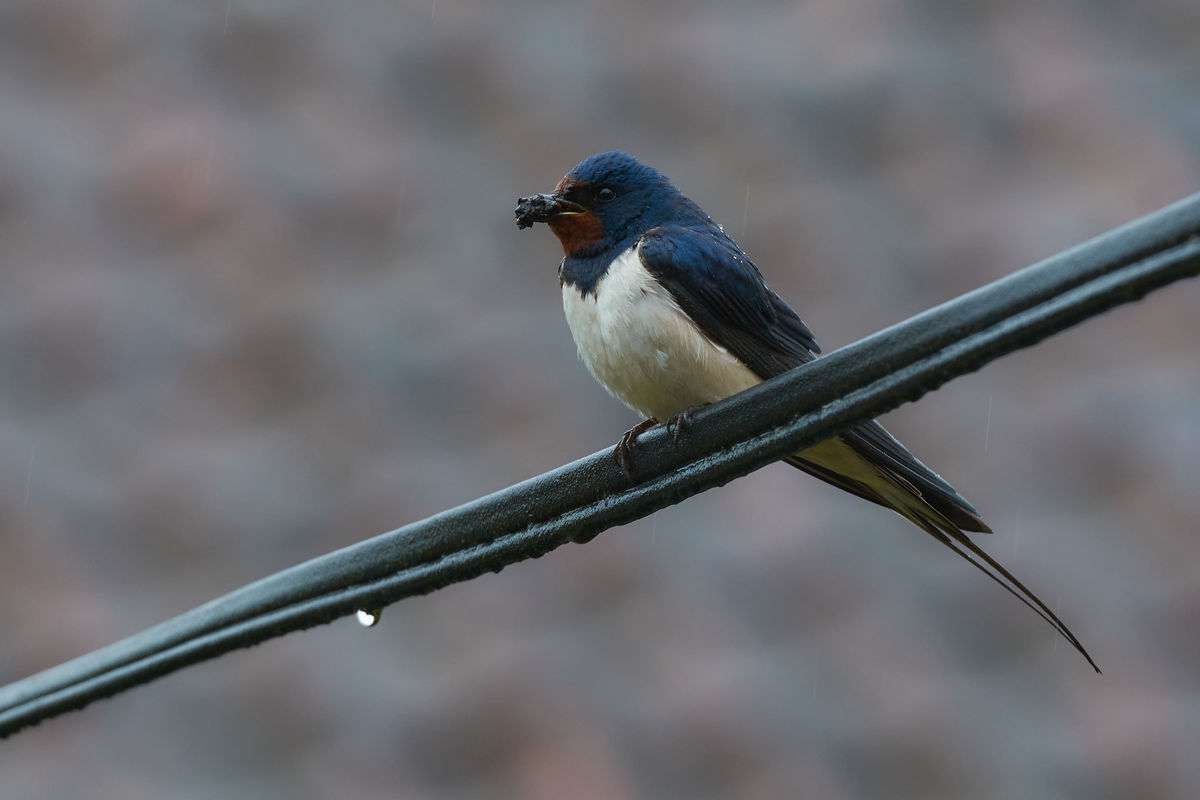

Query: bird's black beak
[515,192,587,230]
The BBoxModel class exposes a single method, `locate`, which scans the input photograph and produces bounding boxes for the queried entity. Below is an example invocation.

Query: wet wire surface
[1,192,1199,738]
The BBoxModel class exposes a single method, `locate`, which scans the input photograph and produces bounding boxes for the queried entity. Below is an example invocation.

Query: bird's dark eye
[596,186,616,203]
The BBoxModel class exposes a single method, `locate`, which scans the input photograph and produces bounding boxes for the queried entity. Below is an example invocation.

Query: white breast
[561,245,761,422]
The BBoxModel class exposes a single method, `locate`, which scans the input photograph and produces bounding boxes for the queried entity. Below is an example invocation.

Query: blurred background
[1,1,1198,797]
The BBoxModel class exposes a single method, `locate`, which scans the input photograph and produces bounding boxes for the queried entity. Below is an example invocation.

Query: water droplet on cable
[356,608,381,628]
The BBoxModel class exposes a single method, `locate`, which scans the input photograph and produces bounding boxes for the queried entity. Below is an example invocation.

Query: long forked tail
[787,426,1099,672]
[892,497,1099,673]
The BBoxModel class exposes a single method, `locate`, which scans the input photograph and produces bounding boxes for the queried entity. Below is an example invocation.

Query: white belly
[562,246,761,421]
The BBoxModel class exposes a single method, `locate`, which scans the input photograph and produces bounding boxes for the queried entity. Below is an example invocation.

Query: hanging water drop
[355,608,382,628]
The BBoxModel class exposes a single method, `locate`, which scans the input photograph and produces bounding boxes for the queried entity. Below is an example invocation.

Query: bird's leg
[613,418,658,481]
[665,403,709,445]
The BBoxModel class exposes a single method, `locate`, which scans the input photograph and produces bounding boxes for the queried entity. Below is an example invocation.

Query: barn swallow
[516,150,1097,671]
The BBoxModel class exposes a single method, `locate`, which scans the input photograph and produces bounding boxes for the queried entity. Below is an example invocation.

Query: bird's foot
[612,418,658,481]
[612,406,711,481]
[665,404,709,445]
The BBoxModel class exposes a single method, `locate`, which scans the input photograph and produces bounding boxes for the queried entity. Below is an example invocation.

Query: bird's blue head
[516,151,686,258]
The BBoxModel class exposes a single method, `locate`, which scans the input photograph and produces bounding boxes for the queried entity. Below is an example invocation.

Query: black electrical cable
[1,192,1198,738]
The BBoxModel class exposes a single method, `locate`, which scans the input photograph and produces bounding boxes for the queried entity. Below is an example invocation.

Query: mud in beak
[515,192,587,229]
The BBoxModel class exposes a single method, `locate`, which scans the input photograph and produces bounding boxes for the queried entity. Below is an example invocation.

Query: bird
[515,150,1097,672]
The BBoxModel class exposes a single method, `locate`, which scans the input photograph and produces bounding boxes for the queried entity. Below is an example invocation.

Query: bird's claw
[665,409,692,445]
[612,406,710,481]
[612,418,657,481]
[666,404,708,445]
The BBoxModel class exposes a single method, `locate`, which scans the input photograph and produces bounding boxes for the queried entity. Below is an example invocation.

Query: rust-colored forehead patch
[555,176,586,194]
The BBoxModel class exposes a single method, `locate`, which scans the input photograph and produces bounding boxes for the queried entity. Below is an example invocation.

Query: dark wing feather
[784,425,990,535]
[637,225,819,377]
[840,420,991,533]
[638,223,988,533]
